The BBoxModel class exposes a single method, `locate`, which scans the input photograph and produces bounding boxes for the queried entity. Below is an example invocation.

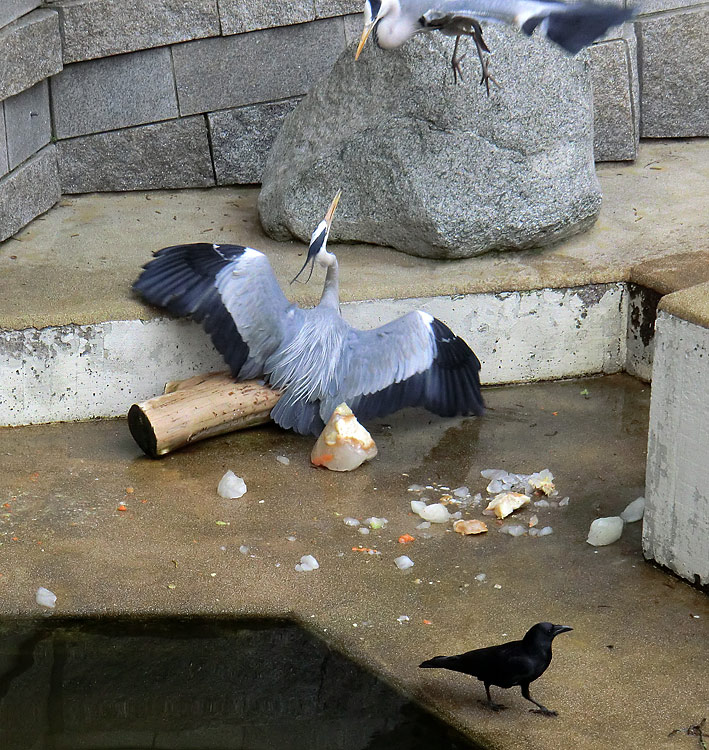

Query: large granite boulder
[259,30,601,259]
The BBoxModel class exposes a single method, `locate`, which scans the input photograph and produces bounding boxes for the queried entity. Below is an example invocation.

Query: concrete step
[0,139,708,426]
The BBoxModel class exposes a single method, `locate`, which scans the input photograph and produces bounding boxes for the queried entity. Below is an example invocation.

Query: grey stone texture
[209,98,301,184]
[0,0,41,29]
[57,117,215,193]
[591,37,638,161]
[637,0,706,13]
[0,145,60,242]
[316,0,361,17]
[639,7,709,137]
[4,79,52,170]
[51,47,179,139]
[173,17,346,115]
[0,107,8,177]
[47,0,220,63]
[259,33,601,259]
[219,0,315,35]
[0,9,62,101]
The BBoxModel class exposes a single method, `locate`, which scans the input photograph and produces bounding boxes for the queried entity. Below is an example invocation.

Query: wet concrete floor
[0,374,707,750]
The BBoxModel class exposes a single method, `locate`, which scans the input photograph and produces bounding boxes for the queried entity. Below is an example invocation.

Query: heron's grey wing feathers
[328,311,484,423]
[133,243,295,378]
[422,0,634,53]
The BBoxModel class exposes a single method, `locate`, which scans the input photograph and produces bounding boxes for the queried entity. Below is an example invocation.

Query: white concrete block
[0,284,627,425]
[643,310,709,585]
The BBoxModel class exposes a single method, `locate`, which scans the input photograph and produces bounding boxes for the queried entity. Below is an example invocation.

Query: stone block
[315,1,361,18]
[57,117,215,193]
[260,32,601,259]
[219,0,315,35]
[0,146,60,242]
[639,8,709,137]
[46,0,220,64]
[591,38,638,161]
[0,0,41,29]
[50,47,179,139]
[4,79,51,170]
[0,10,62,101]
[173,17,346,115]
[343,12,363,45]
[637,0,705,14]
[643,309,709,585]
[0,107,8,177]
[209,98,301,184]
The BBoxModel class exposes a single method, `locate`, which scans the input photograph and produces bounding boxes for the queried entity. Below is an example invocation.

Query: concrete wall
[1,0,707,241]
[643,309,709,586]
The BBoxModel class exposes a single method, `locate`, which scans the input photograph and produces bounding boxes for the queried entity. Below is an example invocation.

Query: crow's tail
[522,3,635,55]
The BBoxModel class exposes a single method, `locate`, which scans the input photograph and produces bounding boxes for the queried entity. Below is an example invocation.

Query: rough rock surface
[259,32,601,259]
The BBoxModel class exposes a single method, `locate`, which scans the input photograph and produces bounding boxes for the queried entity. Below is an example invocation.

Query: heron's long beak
[291,191,342,284]
[355,22,375,60]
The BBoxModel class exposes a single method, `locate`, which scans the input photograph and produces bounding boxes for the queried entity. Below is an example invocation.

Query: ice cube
[499,524,527,537]
[474,573,487,582]
[481,469,507,480]
[415,521,431,530]
[587,517,624,546]
[358,527,370,535]
[295,554,319,572]
[407,484,425,492]
[533,498,550,508]
[538,526,553,536]
[36,587,56,609]
[453,486,471,499]
[620,497,645,523]
[217,470,247,499]
[394,555,414,570]
[410,500,427,514]
[397,615,410,624]
[343,517,360,527]
[418,503,451,523]
[559,496,570,507]
[239,545,249,555]
[276,455,290,465]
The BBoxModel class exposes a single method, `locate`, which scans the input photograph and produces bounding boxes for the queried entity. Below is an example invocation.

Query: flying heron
[355,0,635,93]
[133,193,484,436]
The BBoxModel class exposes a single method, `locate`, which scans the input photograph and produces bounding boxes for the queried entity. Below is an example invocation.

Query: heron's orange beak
[355,23,375,60]
[324,190,341,230]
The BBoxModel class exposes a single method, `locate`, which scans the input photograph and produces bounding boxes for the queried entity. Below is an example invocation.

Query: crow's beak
[355,21,376,59]
[552,625,573,637]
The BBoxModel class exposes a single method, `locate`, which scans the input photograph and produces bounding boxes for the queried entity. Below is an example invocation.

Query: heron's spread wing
[421,0,634,54]
[334,311,484,422]
[133,243,295,378]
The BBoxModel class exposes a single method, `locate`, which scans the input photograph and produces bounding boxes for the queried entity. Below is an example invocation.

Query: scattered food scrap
[485,492,531,519]
[453,519,488,535]
[117,503,128,512]
[311,403,377,471]
[398,533,415,544]
[364,516,388,529]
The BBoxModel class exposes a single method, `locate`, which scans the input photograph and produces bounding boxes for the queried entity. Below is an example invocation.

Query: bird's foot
[530,707,558,717]
[478,59,499,97]
[479,699,507,712]
[451,53,466,85]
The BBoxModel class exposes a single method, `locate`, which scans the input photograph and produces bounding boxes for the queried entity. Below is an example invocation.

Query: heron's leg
[479,682,507,712]
[451,35,466,84]
[469,21,498,97]
[521,683,558,717]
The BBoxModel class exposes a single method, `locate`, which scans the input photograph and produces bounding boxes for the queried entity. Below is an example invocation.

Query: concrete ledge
[0,284,625,426]
[643,308,709,585]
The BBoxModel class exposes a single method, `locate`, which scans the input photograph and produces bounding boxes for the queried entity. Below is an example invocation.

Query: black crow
[419,622,572,716]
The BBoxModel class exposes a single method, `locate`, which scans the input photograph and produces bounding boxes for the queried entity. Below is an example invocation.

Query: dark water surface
[0,618,478,750]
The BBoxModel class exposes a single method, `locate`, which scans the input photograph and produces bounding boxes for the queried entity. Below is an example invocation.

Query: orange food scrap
[117,504,128,512]
[125,486,134,494]
[398,534,415,544]
[552,411,558,416]
[11,537,19,541]
[423,619,433,625]
[3,503,11,509]
[29,472,39,482]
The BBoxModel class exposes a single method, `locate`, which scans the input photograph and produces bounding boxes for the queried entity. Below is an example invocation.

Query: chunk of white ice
[394,555,414,570]
[276,455,290,465]
[364,516,388,529]
[538,526,553,536]
[295,554,319,572]
[410,500,427,514]
[358,527,370,535]
[397,615,410,624]
[343,517,360,527]
[559,496,570,507]
[587,516,624,546]
[620,497,645,523]
[239,545,249,555]
[474,573,487,582]
[36,587,56,609]
[415,521,431,530]
[217,470,247,499]
[453,486,471,499]
[499,525,527,537]
[418,503,451,523]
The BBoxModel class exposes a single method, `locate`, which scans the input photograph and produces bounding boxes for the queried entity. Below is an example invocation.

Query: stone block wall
[0,0,706,242]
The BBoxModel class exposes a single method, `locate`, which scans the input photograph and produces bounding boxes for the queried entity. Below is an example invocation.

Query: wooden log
[128,372,282,458]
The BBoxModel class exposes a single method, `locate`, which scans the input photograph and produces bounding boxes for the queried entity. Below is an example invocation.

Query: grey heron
[133,194,484,436]
[356,0,635,93]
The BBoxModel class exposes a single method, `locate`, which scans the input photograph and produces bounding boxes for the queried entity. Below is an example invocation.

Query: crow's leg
[480,682,507,711]
[521,683,557,717]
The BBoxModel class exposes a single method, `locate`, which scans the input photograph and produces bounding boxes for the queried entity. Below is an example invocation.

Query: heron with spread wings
[356,0,635,93]
[133,193,484,436]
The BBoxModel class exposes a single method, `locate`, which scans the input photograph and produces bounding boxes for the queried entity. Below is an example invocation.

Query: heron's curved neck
[318,257,339,310]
